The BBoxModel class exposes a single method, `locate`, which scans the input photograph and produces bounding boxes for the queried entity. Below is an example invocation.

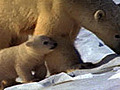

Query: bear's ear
[94,10,105,22]
[26,41,33,47]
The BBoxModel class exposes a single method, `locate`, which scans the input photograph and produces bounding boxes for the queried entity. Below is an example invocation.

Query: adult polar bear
[0,0,120,75]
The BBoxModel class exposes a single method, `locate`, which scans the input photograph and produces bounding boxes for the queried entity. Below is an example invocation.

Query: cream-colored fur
[0,35,57,88]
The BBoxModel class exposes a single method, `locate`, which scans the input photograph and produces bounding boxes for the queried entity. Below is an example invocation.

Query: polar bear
[0,35,57,88]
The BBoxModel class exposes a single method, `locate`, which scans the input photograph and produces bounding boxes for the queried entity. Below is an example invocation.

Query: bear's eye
[115,35,120,38]
[43,41,49,45]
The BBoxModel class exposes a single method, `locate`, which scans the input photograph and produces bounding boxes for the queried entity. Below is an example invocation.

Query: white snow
[73,73,93,80]
[5,83,44,90]
[113,0,120,4]
[75,28,115,63]
[108,69,120,80]
[109,72,120,80]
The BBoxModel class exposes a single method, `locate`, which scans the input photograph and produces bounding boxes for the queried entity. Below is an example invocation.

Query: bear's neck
[19,44,45,62]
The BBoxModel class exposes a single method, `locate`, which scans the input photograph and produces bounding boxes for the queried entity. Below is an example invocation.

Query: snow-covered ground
[5,0,120,90]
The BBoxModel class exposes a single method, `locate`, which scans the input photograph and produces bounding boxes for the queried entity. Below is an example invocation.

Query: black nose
[43,41,48,45]
[115,35,120,38]
[50,43,57,49]
[54,43,57,47]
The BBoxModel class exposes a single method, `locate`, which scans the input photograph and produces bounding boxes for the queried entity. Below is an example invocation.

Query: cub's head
[26,35,57,54]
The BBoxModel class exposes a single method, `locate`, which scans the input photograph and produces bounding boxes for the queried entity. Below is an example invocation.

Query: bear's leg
[9,34,28,47]
[34,63,47,81]
[15,64,35,83]
[0,30,12,50]
[0,29,28,50]
[0,79,21,89]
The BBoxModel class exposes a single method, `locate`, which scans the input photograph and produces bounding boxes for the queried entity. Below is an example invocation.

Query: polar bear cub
[0,35,57,88]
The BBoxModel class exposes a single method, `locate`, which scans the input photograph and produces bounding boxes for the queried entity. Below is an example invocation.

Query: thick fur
[0,35,57,88]
[0,0,120,74]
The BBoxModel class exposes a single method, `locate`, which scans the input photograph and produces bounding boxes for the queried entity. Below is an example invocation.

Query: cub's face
[26,35,57,54]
